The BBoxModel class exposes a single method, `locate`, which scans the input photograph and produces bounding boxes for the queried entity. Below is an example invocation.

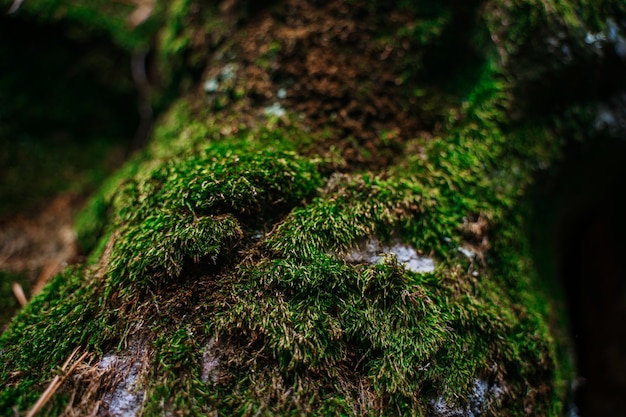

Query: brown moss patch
[186,0,435,171]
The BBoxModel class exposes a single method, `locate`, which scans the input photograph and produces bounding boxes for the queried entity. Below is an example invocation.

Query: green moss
[3,0,619,415]
[210,170,557,413]
[0,267,113,414]
[0,271,29,331]
[190,13,579,412]
[74,153,144,256]
[117,155,312,281]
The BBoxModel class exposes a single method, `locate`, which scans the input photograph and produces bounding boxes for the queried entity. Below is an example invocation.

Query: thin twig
[11,282,27,307]
[26,348,89,417]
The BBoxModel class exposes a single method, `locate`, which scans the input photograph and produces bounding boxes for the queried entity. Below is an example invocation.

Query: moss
[0,271,29,331]
[193,10,583,412]
[3,0,622,415]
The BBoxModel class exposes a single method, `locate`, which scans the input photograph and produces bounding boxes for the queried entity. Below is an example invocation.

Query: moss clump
[105,141,322,294]
[202,58,562,414]
[2,0,624,415]
[1,125,323,413]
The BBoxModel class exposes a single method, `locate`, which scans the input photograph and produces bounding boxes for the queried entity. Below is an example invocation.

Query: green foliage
[0,267,112,414]
[0,124,323,414]
[3,0,617,415]
[109,212,242,292]
[211,170,557,414]
[269,175,422,258]
[75,123,321,298]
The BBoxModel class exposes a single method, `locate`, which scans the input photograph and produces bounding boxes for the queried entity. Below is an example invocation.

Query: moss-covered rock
[1,0,625,415]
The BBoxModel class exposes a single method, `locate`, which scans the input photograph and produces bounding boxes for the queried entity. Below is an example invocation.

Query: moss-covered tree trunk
[1,0,625,415]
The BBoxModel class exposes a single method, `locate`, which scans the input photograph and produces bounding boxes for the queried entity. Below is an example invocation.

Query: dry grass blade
[26,348,89,417]
[112,0,155,27]
[33,258,64,296]
[7,0,24,14]
[11,282,27,307]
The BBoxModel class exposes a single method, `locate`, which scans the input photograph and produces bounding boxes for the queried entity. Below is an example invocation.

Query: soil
[194,0,434,170]
[0,195,81,298]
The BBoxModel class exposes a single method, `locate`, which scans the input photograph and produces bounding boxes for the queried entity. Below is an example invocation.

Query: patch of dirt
[275,2,424,167]
[197,0,432,170]
[0,194,81,297]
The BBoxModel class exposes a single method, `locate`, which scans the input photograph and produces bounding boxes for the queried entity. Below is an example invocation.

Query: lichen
[343,237,436,274]
[97,337,148,417]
